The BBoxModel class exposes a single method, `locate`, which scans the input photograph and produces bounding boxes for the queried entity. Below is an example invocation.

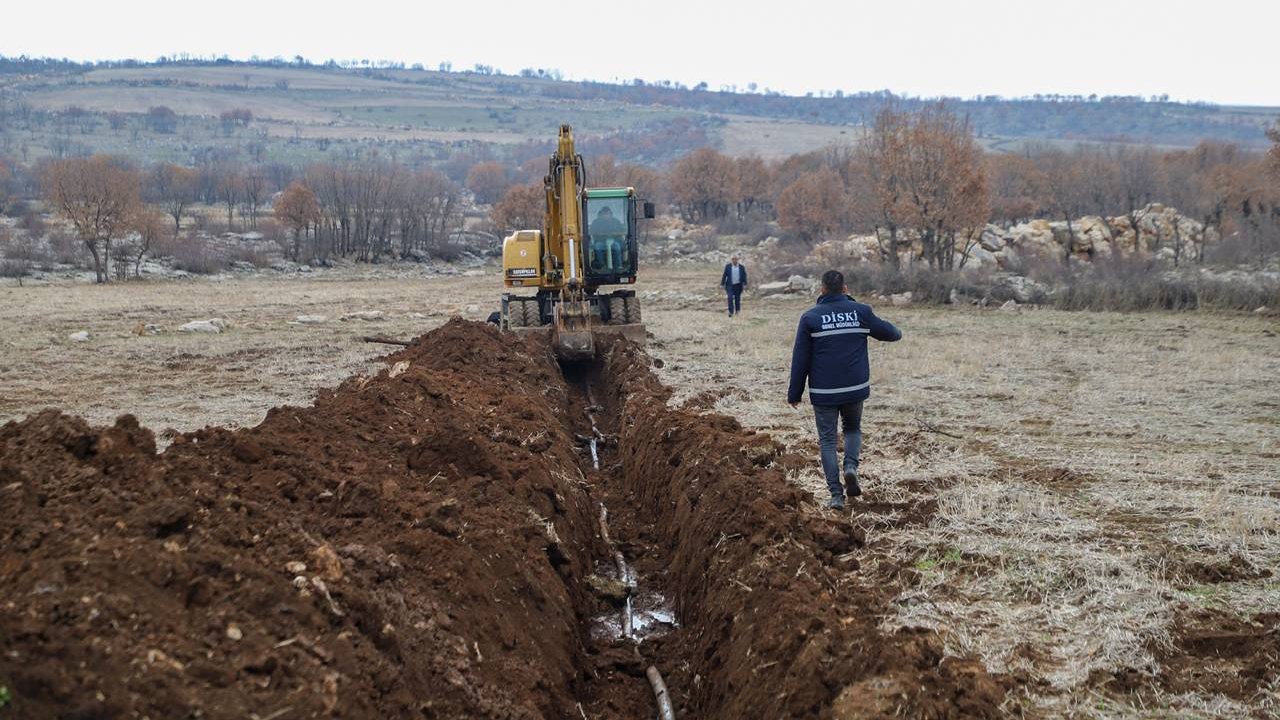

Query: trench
[559,359,682,719]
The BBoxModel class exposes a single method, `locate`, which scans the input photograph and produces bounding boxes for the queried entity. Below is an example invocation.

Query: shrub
[154,234,228,274]
[47,230,85,266]
[226,241,275,268]
[842,264,995,305]
[0,228,54,279]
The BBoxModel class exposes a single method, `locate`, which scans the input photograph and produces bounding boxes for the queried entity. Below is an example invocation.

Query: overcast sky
[6,0,1276,106]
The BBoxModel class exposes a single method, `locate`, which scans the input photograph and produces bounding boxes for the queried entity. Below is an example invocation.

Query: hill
[1,57,1276,170]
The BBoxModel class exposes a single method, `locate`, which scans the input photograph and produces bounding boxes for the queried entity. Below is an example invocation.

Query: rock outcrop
[809,204,1214,271]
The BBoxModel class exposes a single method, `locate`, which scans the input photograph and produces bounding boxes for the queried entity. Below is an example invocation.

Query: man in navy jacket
[788,270,902,509]
[720,256,748,317]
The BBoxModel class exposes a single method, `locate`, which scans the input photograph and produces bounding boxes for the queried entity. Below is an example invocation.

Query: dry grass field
[2,265,1277,716]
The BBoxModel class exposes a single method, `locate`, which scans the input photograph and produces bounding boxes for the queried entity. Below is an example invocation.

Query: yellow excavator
[500,124,653,359]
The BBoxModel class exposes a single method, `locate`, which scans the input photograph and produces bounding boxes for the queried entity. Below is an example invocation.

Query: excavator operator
[589,205,626,273]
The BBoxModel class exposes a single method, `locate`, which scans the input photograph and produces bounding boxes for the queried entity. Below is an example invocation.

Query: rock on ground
[178,319,227,334]
[757,281,791,297]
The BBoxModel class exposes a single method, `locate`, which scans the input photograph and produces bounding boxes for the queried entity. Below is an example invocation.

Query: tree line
[16,154,469,282]
[4,104,1280,283]
[620,105,1280,268]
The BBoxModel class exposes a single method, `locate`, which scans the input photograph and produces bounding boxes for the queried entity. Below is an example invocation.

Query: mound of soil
[1,319,1009,718]
[1,321,604,718]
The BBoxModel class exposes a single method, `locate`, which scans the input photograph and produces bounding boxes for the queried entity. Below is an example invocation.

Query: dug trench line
[0,320,1007,719]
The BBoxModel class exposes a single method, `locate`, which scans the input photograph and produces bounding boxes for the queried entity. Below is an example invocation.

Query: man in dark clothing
[720,256,748,317]
[788,270,902,509]
[589,207,626,273]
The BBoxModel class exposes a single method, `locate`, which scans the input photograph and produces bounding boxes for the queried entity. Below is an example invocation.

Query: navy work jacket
[788,294,901,406]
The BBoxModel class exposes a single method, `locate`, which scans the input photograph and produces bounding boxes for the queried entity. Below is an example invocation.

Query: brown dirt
[1092,609,1280,706]
[1154,610,1280,701]
[1,319,1011,718]
[1175,554,1273,585]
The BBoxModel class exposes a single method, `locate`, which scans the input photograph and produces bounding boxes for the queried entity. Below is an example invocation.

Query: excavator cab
[584,190,638,282]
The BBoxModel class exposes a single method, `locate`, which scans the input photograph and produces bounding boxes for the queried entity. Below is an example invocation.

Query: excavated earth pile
[1,319,1008,719]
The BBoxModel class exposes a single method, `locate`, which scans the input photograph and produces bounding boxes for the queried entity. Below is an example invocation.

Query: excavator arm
[544,125,596,360]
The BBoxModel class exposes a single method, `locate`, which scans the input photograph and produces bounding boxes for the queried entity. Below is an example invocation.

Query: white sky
[5,0,1277,106]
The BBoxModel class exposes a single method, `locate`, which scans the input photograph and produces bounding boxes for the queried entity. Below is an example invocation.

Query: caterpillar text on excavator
[499,124,654,360]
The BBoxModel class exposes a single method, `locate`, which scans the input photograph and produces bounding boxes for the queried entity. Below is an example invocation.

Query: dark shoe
[844,470,862,498]
[825,494,845,510]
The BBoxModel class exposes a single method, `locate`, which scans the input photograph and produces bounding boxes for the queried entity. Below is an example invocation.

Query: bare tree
[273,181,320,260]
[986,153,1049,226]
[147,163,199,237]
[895,106,989,270]
[42,155,142,283]
[1115,145,1159,252]
[733,156,771,219]
[1035,145,1091,262]
[465,161,510,205]
[668,148,736,222]
[491,183,544,234]
[146,106,178,134]
[128,207,166,278]
[0,158,11,216]
[241,169,267,230]
[216,165,244,230]
[853,108,910,268]
[777,168,844,243]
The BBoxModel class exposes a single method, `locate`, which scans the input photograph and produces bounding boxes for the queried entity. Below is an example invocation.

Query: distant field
[715,115,861,159]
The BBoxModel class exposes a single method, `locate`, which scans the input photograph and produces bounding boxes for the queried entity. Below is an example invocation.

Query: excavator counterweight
[498,125,653,359]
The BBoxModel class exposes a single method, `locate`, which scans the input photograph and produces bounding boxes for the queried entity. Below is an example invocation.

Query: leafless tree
[147,163,199,237]
[853,108,911,268]
[216,165,244,230]
[42,155,142,282]
[668,148,736,222]
[273,181,321,260]
[241,169,267,230]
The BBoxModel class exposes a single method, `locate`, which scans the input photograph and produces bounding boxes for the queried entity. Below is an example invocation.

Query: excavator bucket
[552,298,596,361]
[553,327,596,360]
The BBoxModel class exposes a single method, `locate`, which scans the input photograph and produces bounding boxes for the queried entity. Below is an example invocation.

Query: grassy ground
[1,264,1277,716]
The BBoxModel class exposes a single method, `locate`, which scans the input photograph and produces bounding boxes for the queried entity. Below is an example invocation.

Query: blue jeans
[813,401,863,498]
[725,284,743,315]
